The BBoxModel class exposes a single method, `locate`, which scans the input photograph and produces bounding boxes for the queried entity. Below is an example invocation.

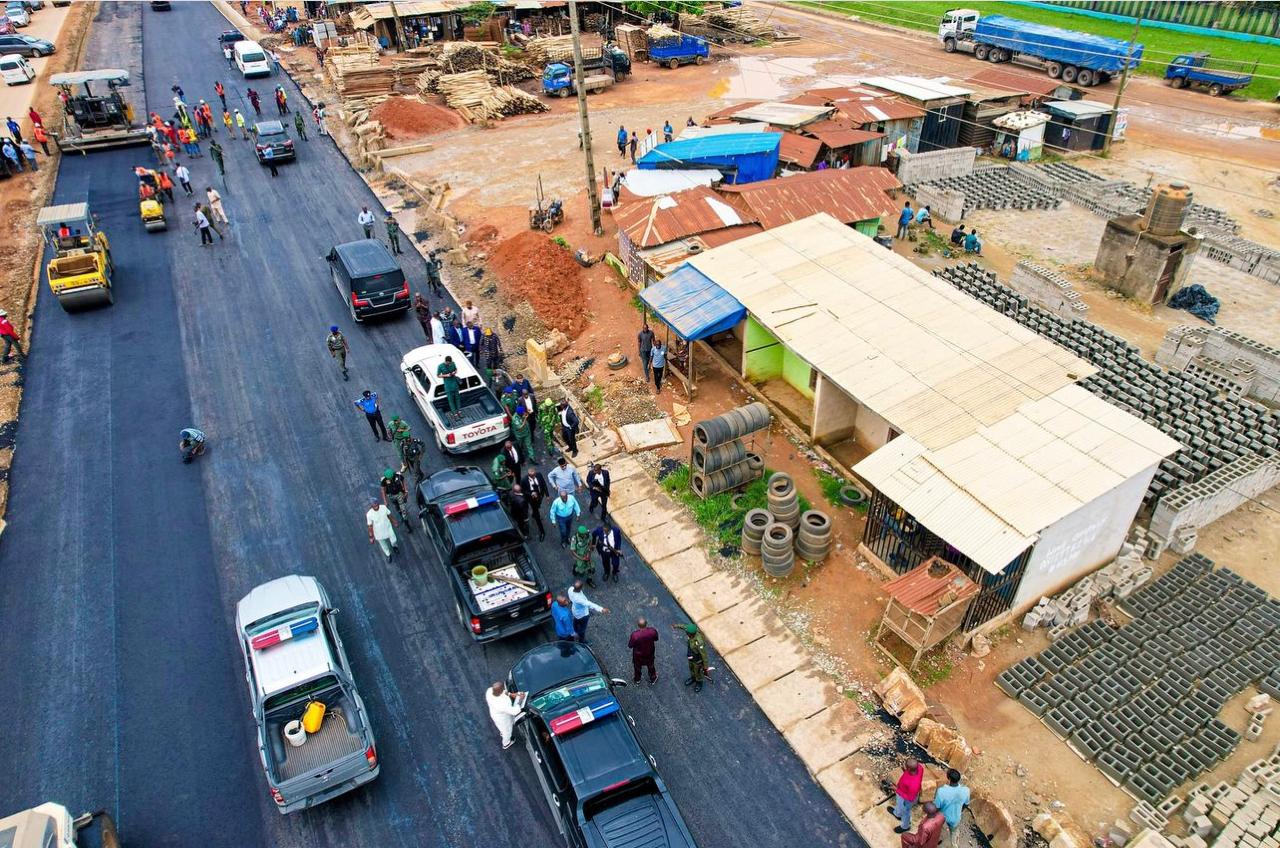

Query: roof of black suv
[419,467,515,549]
[329,239,399,278]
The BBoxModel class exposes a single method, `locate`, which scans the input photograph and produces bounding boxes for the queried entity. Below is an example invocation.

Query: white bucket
[284,720,307,748]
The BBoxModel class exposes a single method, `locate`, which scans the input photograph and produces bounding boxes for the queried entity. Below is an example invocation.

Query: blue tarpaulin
[1168,284,1220,324]
[639,265,745,340]
[637,133,781,184]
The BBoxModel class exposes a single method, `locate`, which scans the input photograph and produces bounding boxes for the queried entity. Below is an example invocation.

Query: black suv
[326,239,409,321]
[253,120,295,164]
[509,643,698,848]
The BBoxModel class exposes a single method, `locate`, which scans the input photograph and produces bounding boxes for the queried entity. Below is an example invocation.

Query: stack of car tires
[795,510,832,564]
[766,472,800,529]
[689,403,770,498]
[740,508,773,556]
[760,523,795,577]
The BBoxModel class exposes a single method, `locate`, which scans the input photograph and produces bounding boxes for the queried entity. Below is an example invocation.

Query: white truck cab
[939,8,980,40]
[0,803,119,848]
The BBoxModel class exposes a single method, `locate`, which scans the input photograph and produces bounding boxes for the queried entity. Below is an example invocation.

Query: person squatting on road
[485,682,526,750]
[327,325,349,380]
[179,428,207,463]
[354,389,390,441]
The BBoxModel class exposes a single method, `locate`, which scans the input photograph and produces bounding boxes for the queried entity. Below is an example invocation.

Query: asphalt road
[0,4,864,846]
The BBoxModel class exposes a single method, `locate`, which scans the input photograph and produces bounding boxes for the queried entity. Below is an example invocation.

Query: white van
[234,39,271,78]
[0,53,34,85]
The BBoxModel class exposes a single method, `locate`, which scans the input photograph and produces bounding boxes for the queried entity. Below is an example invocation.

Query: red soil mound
[371,96,465,140]
[488,231,587,338]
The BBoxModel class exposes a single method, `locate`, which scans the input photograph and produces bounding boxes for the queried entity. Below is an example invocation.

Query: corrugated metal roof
[883,558,979,616]
[808,127,883,149]
[776,132,822,168]
[687,214,1094,454]
[728,102,833,128]
[855,384,1179,574]
[636,225,763,276]
[966,68,1061,98]
[860,75,972,103]
[1042,99,1114,118]
[715,169,898,229]
[638,265,747,341]
[614,186,755,248]
[706,100,763,121]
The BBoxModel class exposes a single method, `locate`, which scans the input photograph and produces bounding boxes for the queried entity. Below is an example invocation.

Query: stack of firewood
[614,24,646,59]
[435,71,547,124]
[525,32,602,65]
[703,7,777,40]
[324,44,396,97]
[644,24,683,48]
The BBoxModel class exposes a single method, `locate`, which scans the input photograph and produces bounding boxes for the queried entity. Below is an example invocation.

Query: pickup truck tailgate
[588,792,691,848]
[277,715,364,780]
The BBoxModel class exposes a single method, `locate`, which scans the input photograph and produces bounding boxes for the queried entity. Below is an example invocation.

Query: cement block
[647,546,715,591]
[632,518,702,563]
[611,498,681,536]
[754,665,839,732]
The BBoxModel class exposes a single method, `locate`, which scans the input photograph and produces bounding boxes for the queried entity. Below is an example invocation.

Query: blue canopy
[638,133,781,184]
[639,265,745,341]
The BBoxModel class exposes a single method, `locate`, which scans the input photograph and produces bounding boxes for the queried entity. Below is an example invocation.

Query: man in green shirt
[569,525,594,584]
[511,407,535,462]
[385,212,402,254]
[674,623,710,692]
[437,355,461,416]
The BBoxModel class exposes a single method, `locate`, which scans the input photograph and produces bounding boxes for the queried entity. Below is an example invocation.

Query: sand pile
[370,96,465,140]
[488,231,587,338]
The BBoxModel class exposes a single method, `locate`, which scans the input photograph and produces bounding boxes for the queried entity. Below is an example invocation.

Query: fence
[1040,0,1280,38]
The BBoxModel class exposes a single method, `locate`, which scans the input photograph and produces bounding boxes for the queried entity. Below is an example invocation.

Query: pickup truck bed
[268,699,364,781]
[432,391,498,429]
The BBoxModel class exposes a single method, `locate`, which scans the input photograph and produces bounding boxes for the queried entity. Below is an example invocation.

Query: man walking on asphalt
[933,769,970,848]
[570,525,594,584]
[524,465,548,541]
[294,110,308,141]
[327,325,350,380]
[567,580,608,643]
[209,140,226,177]
[380,468,413,531]
[235,108,249,140]
[511,406,535,465]
[901,803,945,848]
[508,482,531,539]
[426,251,445,297]
[358,206,375,239]
[247,88,262,117]
[637,323,654,381]
[384,212,402,254]
[649,339,667,393]
[674,623,710,692]
[558,400,580,457]
[413,293,431,340]
[400,436,425,481]
[194,205,215,246]
[214,80,226,110]
[200,203,225,241]
[550,594,575,641]
[461,298,480,326]
[366,497,399,560]
[223,44,234,68]
[586,463,610,519]
[549,490,580,548]
[485,682,526,750]
[174,162,193,196]
[547,455,582,498]
[275,85,289,115]
[206,186,228,225]
[429,310,445,347]
[592,517,622,582]
[354,389,391,441]
[628,618,659,684]
[0,310,24,364]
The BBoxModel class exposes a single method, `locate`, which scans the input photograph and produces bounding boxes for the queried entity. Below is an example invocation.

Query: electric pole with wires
[567,0,603,235]
[1103,16,1142,155]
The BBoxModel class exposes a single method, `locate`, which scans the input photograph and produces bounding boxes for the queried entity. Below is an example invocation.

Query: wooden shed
[875,557,978,669]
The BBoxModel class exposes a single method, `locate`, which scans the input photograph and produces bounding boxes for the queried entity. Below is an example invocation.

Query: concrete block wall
[1149,453,1280,540]
[1183,357,1256,401]
[895,146,977,185]
[1155,326,1280,405]
[1156,325,1210,373]
[1010,261,1089,320]
[914,183,965,222]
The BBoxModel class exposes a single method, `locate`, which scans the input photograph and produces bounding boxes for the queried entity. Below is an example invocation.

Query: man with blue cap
[326,325,349,380]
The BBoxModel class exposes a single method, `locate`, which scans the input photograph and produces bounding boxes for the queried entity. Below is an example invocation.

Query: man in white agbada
[486,681,527,749]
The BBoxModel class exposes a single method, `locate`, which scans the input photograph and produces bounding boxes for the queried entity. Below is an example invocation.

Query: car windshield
[246,602,318,636]
[259,131,287,144]
[530,674,609,712]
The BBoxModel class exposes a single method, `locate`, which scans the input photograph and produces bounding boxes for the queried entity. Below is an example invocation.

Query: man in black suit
[558,401,580,457]
[501,439,522,480]
[523,465,548,541]
[586,463,611,520]
[508,483,531,539]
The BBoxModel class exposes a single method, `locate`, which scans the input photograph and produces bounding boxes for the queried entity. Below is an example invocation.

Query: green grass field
[798,1,1280,100]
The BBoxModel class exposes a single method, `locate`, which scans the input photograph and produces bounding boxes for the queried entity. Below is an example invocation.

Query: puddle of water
[717,55,865,100]
[1196,121,1280,140]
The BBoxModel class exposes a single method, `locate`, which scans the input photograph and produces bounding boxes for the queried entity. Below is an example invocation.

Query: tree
[456,1,497,26]
[624,1,706,17]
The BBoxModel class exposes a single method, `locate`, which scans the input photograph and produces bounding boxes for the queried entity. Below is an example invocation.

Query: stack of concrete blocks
[894,146,977,186]
[1021,546,1152,634]
[1246,694,1272,743]
[1182,357,1258,402]
[913,183,966,222]
[1173,747,1280,848]
[1010,260,1089,320]
[1157,326,1280,406]
[931,264,1280,534]
[1149,454,1280,554]
[1199,232,1280,284]
[995,553,1280,807]
[910,166,1062,214]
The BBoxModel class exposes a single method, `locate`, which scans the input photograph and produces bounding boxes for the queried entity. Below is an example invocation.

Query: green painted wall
[854,217,881,238]
[782,347,814,399]
[743,316,782,382]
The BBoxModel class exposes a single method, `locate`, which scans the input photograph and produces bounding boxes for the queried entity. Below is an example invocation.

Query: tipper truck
[939,10,1143,87]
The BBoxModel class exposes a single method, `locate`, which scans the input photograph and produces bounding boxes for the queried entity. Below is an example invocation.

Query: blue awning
[639,265,745,341]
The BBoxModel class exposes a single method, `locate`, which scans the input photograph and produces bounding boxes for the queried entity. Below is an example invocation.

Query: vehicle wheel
[454,599,466,629]
[1046,61,1062,79]
[541,217,554,233]
[1169,76,1184,88]
[1209,83,1223,97]
[695,55,705,65]
[974,44,989,61]
[987,48,1002,63]
[1060,65,1078,83]
[1075,69,1094,87]
[1098,72,1111,84]
[667,59,679,70]
[943,37,957,53]
[556,87,568,98]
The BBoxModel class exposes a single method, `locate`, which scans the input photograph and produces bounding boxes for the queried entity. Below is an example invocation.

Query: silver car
[235,575,380,813]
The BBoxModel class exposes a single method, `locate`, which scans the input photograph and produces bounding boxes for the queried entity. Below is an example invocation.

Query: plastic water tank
[1143,182,1192,236]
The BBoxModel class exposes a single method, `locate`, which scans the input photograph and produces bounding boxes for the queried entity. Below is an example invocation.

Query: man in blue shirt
[548,490,581,547]
[964,230,982,255]
[616,125,627,157]
[933,769,970,847]
[649,340,667,393]
[354,389,391,441]
[896,201,913,240]
[549,594,575,641]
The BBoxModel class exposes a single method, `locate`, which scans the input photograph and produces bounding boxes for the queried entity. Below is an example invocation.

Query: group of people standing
[2,109,47,175]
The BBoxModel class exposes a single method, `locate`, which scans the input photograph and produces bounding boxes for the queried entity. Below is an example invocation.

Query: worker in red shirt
[0,309,25,364]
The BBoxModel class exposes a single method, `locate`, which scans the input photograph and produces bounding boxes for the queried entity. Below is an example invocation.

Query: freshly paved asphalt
[0,3,865,846]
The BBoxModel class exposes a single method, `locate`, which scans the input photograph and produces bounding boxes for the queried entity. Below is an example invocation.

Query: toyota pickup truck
[418,466,552,642]
[401,343,510,454]
[236,576,380,814]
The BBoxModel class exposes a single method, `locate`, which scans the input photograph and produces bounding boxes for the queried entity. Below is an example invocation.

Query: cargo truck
[542,63,614,97]
[648,34,709,69]
[939,10,1142,87]
[1164,53,1254,96]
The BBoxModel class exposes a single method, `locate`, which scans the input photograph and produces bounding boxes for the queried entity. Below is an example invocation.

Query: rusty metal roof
[966,68,1061,99]
[705,100,763,121]
[714,168,899,229]
[882,558,978,617]
[614,185,757,249]
[636,225,763,276]
[808,127,883,150]
[835,99,926,125]
[777,132,822,168]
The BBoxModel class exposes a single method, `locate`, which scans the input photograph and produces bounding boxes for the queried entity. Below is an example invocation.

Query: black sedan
[509,643,698,848]
[253,120,295,164]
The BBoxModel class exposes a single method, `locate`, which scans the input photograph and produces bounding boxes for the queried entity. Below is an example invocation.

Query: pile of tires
[740,509,773,556]
[766,471,800,529]
[760,522,795,577]
[795,509,832,564]
[688,403,771,498]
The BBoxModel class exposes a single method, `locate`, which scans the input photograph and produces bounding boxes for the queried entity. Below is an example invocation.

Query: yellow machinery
[36,202,115,311]
[140,198,166,232]
[50,69,150,153]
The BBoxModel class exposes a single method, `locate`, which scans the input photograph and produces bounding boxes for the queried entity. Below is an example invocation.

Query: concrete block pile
[1157,325,1280,406]
[1173,748,1280,848]
[934,264,1280,541]
[1022,532,1152,634]
[996,553,1280,806]
[909,165,1062,214]
[1010,260,1089,319]
[1200,233,1280,285]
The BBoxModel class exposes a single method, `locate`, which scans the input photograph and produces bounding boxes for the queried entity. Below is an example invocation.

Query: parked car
[4,4,29,27]
[0,33,53,56]
[326,238,409,322]
[401,344,509,453]
[217,29,245,50]
[509,642,699,848]
[235,575,380,814]
[417,466,552,641]
[0,52,34,85]
[150,0,172,9]
[253,119,294,163]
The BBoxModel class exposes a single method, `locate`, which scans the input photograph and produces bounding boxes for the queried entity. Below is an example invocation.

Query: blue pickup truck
[1165,53,1255,96]
[649,34,709,69]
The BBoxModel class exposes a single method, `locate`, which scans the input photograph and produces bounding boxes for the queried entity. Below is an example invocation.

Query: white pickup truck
[401,343,510,454]
[0,804,118,848]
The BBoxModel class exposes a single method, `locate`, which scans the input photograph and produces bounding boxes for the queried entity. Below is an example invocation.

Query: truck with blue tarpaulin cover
[648,34,709,68]
[938,10,1142,89]
[1164,52,1254,96]
[637,133,780,185]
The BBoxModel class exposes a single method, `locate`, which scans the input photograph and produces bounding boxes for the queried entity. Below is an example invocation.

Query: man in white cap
[366,496,399,560]
[485,681,526,750]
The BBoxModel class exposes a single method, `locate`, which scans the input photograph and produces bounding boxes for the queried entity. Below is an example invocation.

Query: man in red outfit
[901,802,945,848]
[627,618,659,685]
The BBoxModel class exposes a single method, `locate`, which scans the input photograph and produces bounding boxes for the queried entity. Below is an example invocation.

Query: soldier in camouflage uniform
[326,325,349,380]
[674,622,710,692]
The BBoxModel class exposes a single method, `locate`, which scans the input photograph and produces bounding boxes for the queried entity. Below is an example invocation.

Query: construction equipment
[49,68,150,153]
[135,168,167,232]
[528,176,563,233]
[36,201,115,311]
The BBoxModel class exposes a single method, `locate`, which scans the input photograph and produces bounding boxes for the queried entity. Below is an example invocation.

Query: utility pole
[389,0,406,52]
[567,0,603,235]
[1103,16,1141,155]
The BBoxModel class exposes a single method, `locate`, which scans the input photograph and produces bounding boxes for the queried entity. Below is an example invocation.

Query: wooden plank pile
[439,42,534,83]
[324,43,397,97]
[677,13,718,40]
[614,24,646,59]
[390,46,438,78]
[525,32,602,65]
[703,7,778,41]
[435,71,548,124]
[645,24,683,49]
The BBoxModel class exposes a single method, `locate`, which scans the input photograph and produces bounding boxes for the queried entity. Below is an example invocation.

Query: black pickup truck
[417,467,552,641]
